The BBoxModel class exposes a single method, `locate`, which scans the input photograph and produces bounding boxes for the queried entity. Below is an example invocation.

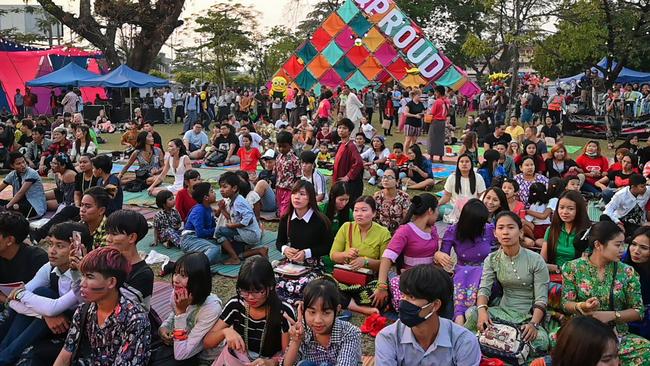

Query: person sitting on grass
[45,153,77,211]
[0,151,47,218]
[375,264,480,365]
[153,190,182,248]
[54,247,151,366]
[203,256,295,364]
[180,182,221,265]
[154,252,223,364]
[237,133,261,180]
[120,120,139,150]
[0,222,92,365]
[91,154,123,215]
[175,169,201,223]
[299,150,328,203]
[117,131,163,186]
[183,121,209,160]
[282,278,362,366]
[214,172,266,265]
[402,144,436,191]
[148,139,193,196]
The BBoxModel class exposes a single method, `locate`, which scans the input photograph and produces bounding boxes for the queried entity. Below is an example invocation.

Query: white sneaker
[368,177,377,185]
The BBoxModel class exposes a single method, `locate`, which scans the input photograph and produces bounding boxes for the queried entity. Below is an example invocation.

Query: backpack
[529,94,543,113]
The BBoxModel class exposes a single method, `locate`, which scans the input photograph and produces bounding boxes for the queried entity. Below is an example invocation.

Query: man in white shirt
[603,174,650,234]
[60,87,79,115]
[345,86,364,135]
[1,222,92,365]
[163,86,174,124]
[238,125,263,151]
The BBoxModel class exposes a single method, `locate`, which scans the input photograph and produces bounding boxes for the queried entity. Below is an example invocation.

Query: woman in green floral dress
[562,220,650,366]
[465,211,551,356]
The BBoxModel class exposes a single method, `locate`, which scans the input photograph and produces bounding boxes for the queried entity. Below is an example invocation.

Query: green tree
[249,26,301,86]
[193,1,259,88]
[31,0,185,72]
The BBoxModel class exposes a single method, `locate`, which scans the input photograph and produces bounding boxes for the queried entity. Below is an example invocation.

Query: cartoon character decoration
[354,38,363,47]
[271,76,288,100]
[488,72,510,87]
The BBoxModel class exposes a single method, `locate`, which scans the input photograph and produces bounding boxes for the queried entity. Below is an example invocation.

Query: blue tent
[26,62,97,87]
[559,57,650,84]
[78,64,169,88]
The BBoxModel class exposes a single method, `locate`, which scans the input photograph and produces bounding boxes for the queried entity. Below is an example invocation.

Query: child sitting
[181,182,221,265]
[120,120,138,151]
[523,182,554,249]
[214,172,265,265]
[384,142,409,180]
[237,133,261,181]
[153,190,183,248]
[316,142,333,170]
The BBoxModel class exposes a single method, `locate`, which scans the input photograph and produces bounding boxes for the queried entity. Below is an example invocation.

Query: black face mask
[399,300,434,327]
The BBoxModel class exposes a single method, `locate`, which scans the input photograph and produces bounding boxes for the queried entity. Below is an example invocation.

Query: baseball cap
[261,149,277,160]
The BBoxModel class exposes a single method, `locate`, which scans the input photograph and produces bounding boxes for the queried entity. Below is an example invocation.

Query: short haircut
[0,211,30,244]
[80,247,130,289]
[191,182,213,202]
[276,130,293,144]
[105,210,148,243]
[354,195,376,211]
[143,121,154,127]
[8,151,25,166]
[355,132,365,139]
[392,142,404,150]
[174,252,212,305]
[49,221,93,250]
[399,264,452,311]
[630,174,645,186]
[91,155,113,175]
[21,119,34,129]
[218,171,241,190]
[193,121,203,127]
[241,133,252,142]
[33,126,45,135]
[336,118,354,132]
[155,190,174,209]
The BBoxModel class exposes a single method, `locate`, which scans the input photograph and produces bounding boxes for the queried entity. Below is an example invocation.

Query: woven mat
[0,182,56,201]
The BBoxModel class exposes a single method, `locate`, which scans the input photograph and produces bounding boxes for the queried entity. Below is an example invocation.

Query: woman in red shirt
[175,169,201,222]
[575,140,609,196]
[237,133,261,180]
[427,86,448,163]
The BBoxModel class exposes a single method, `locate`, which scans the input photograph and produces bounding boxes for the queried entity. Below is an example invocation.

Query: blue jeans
[184,110,198,132]
[0,287,59,365]
[164,107,173,123]
[180,234,221,264]
[260,186,277,213]
[215,226,238,242]
[581,182,601,195]
[495,111,506,125]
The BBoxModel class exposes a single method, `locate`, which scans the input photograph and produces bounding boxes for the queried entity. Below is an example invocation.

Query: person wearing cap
[38,126,71,176]
[300,150,328,203]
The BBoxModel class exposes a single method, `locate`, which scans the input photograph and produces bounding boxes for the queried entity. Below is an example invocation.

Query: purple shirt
[441,223,495,265]
[382,223,439,268]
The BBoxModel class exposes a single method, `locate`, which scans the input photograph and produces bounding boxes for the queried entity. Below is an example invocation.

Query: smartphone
[72,231,83,257]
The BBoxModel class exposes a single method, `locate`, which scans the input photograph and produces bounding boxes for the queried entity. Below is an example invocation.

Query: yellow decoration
[271,76,288,99]
[405,67,420,75]
[354,38,363,47]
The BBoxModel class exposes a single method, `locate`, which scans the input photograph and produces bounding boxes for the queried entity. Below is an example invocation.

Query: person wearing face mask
[561,221,650,365]
[374,264,480,365]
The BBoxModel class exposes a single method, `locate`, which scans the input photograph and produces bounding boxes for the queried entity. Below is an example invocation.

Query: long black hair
[408,144,425,168]
[402,193,438,224]
[624,226,650,274]
[575,220,623,255]
[174,252,212,305]
[236,256,284,357]
[135,131,149,151]
[455,198,489,242]
[482,187,509,219]
[454,154,477,195]
[302,277,341,324]
[325,181,351,224]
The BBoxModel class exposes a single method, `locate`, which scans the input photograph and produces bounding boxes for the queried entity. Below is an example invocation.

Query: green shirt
[330,221,391,260]
[319,202,353,237]
[544,225,577,268]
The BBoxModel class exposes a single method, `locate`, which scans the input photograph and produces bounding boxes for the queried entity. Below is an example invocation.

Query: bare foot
[223,257,241,265]
[257,246,269,258]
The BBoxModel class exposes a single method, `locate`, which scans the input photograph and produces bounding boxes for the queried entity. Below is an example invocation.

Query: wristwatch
[614,311,622,323]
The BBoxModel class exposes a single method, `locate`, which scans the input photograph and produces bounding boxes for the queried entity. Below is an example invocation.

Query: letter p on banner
[355,0,390,14]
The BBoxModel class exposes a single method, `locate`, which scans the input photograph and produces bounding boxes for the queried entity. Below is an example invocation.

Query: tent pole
[129,88,133,120]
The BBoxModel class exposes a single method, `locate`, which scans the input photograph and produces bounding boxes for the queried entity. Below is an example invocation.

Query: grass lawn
[6,116,610,357]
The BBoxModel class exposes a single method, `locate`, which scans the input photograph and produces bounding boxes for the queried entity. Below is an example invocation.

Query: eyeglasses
[237,288,267,298]
[381,175,396,180]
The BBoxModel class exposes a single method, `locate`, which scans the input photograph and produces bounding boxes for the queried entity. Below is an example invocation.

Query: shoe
[368,177,377,185]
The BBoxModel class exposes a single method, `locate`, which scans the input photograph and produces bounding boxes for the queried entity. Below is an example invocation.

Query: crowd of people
[0,80,649,366]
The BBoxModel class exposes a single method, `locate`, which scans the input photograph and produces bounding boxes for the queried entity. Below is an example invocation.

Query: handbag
[423,114,433,124]
[477,318,531,366]
[332,223,373,286]
[212,347,251,366]
[381,119,391,129]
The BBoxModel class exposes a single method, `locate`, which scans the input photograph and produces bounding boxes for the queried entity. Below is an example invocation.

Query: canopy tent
[558,57,650,85]
[27,62,98,87]
[271,0,480,97]
[0,45,105,115]
[79,64,169,117]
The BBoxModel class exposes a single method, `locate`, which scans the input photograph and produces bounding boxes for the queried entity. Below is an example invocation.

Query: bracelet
[477,304,488,311]
[363,258,369,268]
[576,302,585,315]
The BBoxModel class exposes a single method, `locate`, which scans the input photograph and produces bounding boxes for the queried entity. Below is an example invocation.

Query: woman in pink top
[372,193,443,311]
[316,90,333,128]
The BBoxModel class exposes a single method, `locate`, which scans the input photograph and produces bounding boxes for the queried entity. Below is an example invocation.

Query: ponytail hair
[574,220,623,255]
[402,193,438,224]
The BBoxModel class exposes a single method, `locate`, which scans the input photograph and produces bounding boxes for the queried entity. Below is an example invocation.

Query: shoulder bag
[477,318,531,366]
[332,223,373,286]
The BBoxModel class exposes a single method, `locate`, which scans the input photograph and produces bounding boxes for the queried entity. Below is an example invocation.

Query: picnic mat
[123,205,159,221]
[110,163,137,175]
[151,282,174,321]
[123,190,157,207]
[137,230,282,278]
[588,200,604,222]
[431,163,455,179]
[0,182,56,201]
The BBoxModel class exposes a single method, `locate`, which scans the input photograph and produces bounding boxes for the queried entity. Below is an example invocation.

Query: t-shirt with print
[219,297,295,357]
[607,170,635,188]
[214,134,239,155]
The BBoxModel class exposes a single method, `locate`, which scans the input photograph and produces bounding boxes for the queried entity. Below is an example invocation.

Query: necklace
[244,304,268,357]
[81,173,93,193]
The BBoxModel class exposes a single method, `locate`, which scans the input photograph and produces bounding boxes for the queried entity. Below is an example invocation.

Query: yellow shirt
[330,221,391,260]
[505,125,525,140]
